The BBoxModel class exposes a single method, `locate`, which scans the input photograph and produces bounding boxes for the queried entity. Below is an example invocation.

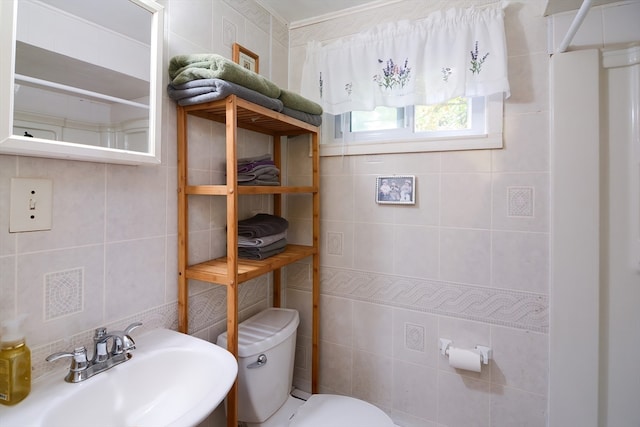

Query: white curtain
[300,5,510,115]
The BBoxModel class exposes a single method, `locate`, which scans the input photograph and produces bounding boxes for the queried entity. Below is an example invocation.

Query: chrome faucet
[107,324,139,355]
[45,346,90,383]
[46,322,142,383]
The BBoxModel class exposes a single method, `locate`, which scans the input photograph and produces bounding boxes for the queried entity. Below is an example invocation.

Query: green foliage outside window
[414,97,470,132]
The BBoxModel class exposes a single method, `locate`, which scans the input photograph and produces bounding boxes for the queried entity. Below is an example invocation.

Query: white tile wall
[549,1,640,52]
[0,0,286,386]
[287,0,551,426]
[0,0,557,426]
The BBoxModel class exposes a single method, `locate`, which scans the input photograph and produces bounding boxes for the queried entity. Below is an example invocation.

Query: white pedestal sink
[0,328,237,427]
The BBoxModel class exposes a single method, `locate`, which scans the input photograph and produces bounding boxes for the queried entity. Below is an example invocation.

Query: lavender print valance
[300,5,510,115]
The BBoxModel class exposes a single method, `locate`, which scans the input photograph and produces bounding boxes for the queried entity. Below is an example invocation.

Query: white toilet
[217,308,395,427]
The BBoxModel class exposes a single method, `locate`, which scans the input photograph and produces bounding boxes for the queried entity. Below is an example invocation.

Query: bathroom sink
[0,328,237,427]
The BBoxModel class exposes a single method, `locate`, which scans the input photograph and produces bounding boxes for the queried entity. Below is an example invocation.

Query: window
[321,93,503,156]
[301,5,510,156]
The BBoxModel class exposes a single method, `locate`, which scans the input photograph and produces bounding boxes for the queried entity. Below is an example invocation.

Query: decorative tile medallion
[405,323,425,352]
[44,268,84,320]
[327,232,343,256]
[508,186,535,217]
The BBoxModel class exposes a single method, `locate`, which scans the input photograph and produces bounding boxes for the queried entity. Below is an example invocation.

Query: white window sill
[319,133,503,156]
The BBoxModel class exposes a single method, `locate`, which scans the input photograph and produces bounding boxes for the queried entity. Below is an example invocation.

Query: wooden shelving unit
[177,95,320,427]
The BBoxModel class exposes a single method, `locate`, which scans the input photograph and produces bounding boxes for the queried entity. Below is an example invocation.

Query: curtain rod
[556,0,593,53]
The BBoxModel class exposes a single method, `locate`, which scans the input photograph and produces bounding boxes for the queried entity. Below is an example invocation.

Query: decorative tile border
[30,263,547,380]
[222,0,271,34]
[222,18,237,47]
[188,275,269,333]
[31,302,179,380]
[31,276,270,380]
[287,266,548,333]
[271,18,289,47]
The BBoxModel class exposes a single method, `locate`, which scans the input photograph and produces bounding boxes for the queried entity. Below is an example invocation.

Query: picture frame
[232,43,259,73]
[376,175,416,205]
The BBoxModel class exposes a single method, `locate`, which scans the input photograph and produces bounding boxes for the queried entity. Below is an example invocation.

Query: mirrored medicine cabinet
[0,0,164,165]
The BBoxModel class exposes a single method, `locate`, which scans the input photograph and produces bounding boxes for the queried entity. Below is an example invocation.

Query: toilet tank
[217,308,299,423]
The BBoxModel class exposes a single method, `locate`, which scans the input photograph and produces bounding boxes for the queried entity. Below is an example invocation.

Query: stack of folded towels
[237,154,279,186]
[167,53,323,126]
[237,213,288,260]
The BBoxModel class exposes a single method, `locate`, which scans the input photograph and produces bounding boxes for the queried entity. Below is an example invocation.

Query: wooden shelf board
[186,185,227,195]
[186,185,317,196]
[181,96,319,136]
[185,244,316,284]
[239,185,317,195]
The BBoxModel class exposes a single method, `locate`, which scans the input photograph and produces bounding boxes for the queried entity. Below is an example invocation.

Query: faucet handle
[110,322,143,355]
[46,346,88,365]
[124,322,142,334]
[46,347,90,382]
[92,327,110,363]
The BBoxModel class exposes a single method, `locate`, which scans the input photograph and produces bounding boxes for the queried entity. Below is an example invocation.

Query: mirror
[0,0,163,165]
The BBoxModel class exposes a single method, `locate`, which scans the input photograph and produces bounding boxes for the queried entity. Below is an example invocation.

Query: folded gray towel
[239,237,287,254]
[239,180,280,186]
[238,175,279,183]
[237,153,272,164]
[282,107,323,127]
[238,159,275,173]
[238,238,287,260]
[238,231,287,248]
[167,78,284,112]
[237,165,280,181]
[238,214,288,238]
[239,163,278,174]
[238,173,279,183]
[238,246,286,260]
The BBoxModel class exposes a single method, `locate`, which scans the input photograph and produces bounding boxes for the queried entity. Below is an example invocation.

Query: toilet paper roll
[448,347,482,372]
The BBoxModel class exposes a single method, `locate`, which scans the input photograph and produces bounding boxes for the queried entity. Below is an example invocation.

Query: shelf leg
[177,105,189,334]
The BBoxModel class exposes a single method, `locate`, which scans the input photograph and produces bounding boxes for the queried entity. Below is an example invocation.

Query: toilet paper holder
[439,338,492,365]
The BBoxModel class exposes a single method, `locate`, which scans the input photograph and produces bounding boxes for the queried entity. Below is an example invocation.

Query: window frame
[319,93,504,157]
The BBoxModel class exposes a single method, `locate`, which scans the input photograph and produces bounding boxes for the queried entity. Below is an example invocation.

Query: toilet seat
[289,394,395,427]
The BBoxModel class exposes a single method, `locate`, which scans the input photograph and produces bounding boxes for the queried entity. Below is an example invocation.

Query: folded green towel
[278,88,323,115]
[168,54,281,99]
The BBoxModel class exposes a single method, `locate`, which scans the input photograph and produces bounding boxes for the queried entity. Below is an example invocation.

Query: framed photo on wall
[376,175,416,205]
[232,43,259,73]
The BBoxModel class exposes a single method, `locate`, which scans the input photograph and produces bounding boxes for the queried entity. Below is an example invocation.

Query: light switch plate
[9,178,53,232]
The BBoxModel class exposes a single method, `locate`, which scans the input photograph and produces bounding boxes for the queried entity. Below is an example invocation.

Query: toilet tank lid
[216,308,299,357]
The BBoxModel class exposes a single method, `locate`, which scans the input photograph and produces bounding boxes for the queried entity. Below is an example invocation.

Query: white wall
[286,1,550,426]
[3,0,636,426]
[547,0,640,53]
[0,0,288,382]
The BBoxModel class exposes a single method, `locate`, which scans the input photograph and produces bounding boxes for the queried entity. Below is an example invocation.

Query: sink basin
[0,328,237,427]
